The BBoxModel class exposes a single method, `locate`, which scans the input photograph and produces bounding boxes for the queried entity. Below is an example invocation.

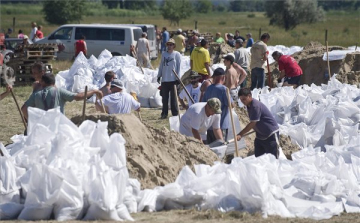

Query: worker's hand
[277,78,282,83]
[236,134,242,141]
[175,80,180,85]
[5,85,12,92]
[157,77,161,84]
[95,90,103,99]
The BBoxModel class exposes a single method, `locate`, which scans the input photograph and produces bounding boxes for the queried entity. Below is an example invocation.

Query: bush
[218,21,226,25]
[247,13,256,18]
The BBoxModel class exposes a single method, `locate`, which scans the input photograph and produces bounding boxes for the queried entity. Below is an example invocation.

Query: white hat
[177,28,182,33]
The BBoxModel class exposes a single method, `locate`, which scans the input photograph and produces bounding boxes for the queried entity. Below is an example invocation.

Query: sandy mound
[71,113,219,189]
[234,107,301,160]
[270,41,359,86]
[209,42,235,65]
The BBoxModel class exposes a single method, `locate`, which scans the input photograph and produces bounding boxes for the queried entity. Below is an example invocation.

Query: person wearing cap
[157,38,182,119]
[250,33,270,90]
[136,32,151,68]
[223,53,247,102]
[21,73,103,120]
[236,88,279,158]
[224,33,236,47]
[191,39,211,83]
[214,32,224,44]
[161,27,170,52]
[180,98,223,143]
[201,67,230,143]
[179,71,202,110]
[234,39,250,88]
[30,22,38,42]
[5,28,12,38]
[96,79,140,114]
[246,33,254,48]
[99,71,117,97]
[234,30,245,42]
[272,51,303,88]
[31,62,47,93]
[173,29,186,54]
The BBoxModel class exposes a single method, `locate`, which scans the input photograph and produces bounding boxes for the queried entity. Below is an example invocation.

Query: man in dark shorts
[236,88,279,158]
[272,51,303,88]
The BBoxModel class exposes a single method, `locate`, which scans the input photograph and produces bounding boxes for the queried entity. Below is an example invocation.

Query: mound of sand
[71,113,219,189]
[209,42,235,65]
[270,41,359,86]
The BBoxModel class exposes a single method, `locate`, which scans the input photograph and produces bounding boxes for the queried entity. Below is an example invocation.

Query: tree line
[3,0,358,31]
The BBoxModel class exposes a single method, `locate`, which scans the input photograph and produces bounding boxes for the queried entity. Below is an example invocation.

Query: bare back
[225,66,239,89]
[100,85,112,97]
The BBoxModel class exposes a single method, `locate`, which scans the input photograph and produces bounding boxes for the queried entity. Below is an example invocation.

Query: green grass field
[1,3,359,47]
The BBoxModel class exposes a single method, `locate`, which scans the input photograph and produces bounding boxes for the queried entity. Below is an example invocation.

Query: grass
[1,4,359,46]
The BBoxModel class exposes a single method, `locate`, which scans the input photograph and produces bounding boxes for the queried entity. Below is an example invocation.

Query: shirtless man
[99,71,116,97]
[223,54,247,101]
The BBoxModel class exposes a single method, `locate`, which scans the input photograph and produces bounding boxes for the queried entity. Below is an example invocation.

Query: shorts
[230,87,239,101]
[199,73,210,83]
[284,75,301,86]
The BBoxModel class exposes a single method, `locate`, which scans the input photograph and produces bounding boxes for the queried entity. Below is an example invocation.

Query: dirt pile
[209,42,235,65]
[270,41,359,86]
[71,113,219,189]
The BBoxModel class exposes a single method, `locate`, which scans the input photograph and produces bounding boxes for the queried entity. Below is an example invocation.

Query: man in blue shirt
[202,67,230,143]
[236,88,279,158]
[161,27,170,52]
[246,33,254,48]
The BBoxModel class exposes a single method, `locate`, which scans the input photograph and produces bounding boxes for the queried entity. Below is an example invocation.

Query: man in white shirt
[30,22,38,42]
[179,71,202,110]
[135,32,150,68]
[179,98,223,143]
[96,80,140,114]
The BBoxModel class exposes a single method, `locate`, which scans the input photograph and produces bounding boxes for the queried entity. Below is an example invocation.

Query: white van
[37,24,143,60]
[123,24,158,60]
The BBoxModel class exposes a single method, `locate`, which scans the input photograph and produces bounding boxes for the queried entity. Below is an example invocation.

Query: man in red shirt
[272,51,303,88]
[75,35,87,57]
[35,25,44,40]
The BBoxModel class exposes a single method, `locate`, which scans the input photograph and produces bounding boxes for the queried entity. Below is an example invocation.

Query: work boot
[160,114,167,119]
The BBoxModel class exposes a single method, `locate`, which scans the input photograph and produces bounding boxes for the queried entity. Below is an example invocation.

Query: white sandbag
[83,204,121,221]
[89,120,110,156]
[0,203,24,220]
[149,90,163,108]
[138,96,150,108]
[137,189,158,212]
[116,203,134,221]
[169,114,183,132]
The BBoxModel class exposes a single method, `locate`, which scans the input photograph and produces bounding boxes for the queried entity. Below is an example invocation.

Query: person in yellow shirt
[174,29,186,55]
[190,39,211,82]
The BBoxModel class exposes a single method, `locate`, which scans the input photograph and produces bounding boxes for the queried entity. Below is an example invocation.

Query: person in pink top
[272,51,303,88]
[18,30,25,39]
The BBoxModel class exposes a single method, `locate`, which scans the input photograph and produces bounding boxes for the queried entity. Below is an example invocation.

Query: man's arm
[236,121,256,141]
[179,98,188,110]
[278,70,286,81]
[21,104,28,121]
[213,128,223,141]
[204,62,211,76]
[0,85,12,101]
[233,63,247,85]
[74,89,103,101]
[224,33,229,42]
[191,128,202,142]
[147,41,150,57]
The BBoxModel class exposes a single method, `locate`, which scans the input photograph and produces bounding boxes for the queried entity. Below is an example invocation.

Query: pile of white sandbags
[0,107,138,221]
[55,50,190,108]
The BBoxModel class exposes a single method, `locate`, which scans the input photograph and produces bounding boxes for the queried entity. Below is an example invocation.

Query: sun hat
[166,38,176,45]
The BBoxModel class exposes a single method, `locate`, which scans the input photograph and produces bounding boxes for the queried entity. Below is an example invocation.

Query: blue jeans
[254,132,279,158]
[251,67,265,90]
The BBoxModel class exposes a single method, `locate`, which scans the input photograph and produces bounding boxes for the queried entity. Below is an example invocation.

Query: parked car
[37,24,143,60]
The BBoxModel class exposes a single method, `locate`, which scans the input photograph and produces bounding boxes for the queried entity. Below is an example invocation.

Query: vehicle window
[5,40,21,50]
[49,27,72,40]
[75,28,125,41]
[147,27,155,41]
[133,28,142,41]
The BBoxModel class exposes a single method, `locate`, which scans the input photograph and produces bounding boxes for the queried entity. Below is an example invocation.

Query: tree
[161,0,193,26]
[195,0,212,14]
[43,0,87,25]
[265,0,324,31]
[229,0,264,12]
[124,0,156,10]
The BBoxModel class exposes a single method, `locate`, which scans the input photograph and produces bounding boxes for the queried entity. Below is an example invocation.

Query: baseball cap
[223,53,235,63]
[236,39,243,44]
[8,28,13,32]
[166,38,176,45]
[212,68,225,77]
[207,98,222,114]
[110,79,124,89]
[197,36,204,43]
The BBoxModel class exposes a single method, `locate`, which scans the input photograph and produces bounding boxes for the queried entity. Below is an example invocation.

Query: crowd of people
[4,21,44,43]
[1,26,304,160]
